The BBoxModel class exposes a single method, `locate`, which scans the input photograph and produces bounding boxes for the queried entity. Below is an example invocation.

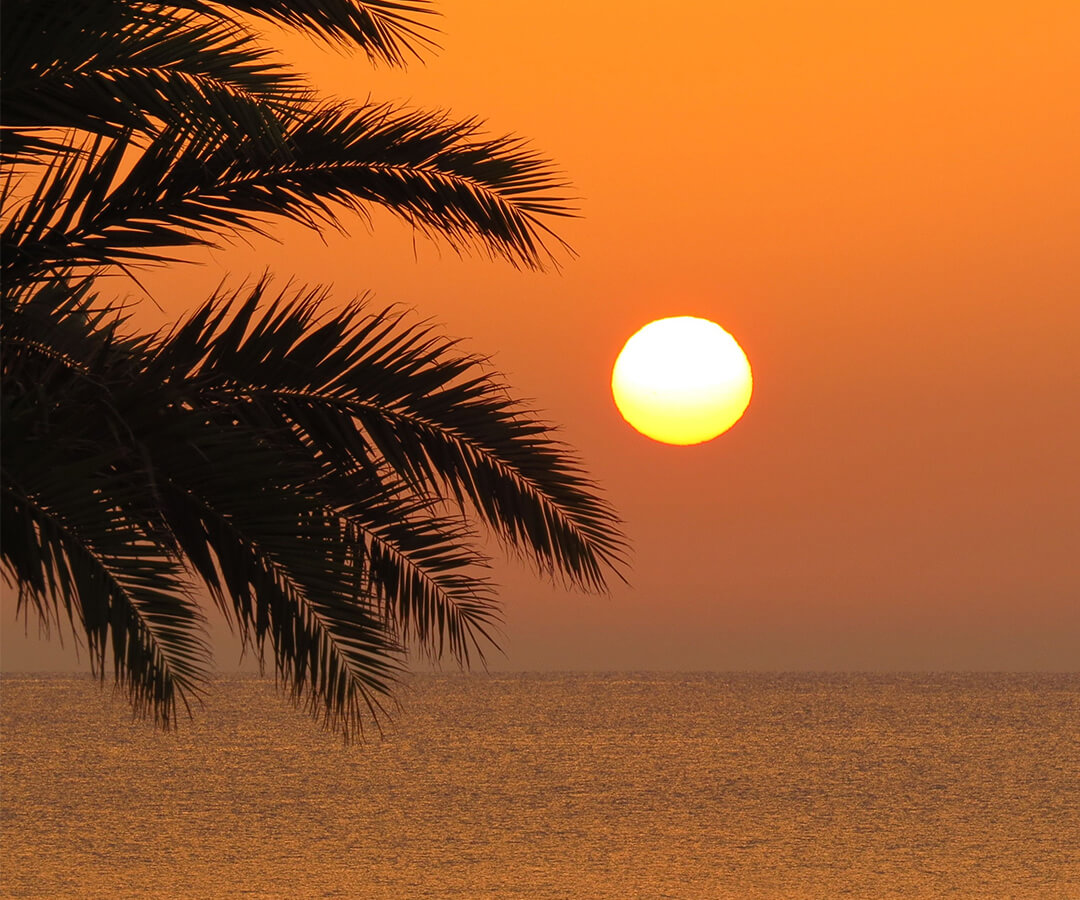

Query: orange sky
[4,0,1078,671]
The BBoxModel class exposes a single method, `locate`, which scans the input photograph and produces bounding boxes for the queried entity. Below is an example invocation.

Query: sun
[611,316,753,445]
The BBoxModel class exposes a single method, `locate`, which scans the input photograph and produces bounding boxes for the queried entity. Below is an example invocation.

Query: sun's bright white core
[611,316,753,445]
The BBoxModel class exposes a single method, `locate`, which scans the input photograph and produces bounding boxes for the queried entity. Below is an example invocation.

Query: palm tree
[1,0,626,739]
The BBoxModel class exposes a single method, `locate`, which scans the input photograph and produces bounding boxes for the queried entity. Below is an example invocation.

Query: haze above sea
[2,672,1077,899]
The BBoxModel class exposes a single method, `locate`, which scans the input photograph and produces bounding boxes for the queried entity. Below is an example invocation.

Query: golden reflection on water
[2,673,1078,899]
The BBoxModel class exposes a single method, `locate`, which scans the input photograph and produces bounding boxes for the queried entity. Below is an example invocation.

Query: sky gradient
[3,0,1077,672]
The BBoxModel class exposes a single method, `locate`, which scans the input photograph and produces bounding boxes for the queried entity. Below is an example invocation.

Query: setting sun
[611,316,753,445]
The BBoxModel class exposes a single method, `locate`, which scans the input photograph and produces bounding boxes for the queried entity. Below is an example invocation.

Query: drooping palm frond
[145,425,408,735]
[141,279,624,664]
[1,278,626,737]
[0,0,307,160]
[0,132,74,169]
[146,280,626,587]
[0,453,209,725]
[1,279,209,726]
[1,279,409,735]
[176,0,438,61]
[2,102,572,287]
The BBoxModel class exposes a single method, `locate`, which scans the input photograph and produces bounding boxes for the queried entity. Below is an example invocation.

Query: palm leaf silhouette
[2,278,626,736]
[0,0,626,738]
[1,0,305,147]
[3,104,571,287]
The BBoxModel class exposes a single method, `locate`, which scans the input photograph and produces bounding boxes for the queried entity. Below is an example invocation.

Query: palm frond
[175,0,439,62]
[2,103,572,288]
[341,484,499,664]
[0,131,74,169]
[145,283,506,662]
[1,279,409,736]
[1,0,306,147]
[0,476,208,725]
[0,289,209,724]
[137,403,407,736]
[148,280,628,592]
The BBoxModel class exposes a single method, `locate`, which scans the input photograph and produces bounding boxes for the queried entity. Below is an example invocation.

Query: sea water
[1,673,1077,898]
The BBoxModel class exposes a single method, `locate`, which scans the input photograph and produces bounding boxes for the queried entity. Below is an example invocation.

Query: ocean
[1,673,1077,898]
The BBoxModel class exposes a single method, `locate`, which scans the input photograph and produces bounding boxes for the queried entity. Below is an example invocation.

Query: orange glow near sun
[612,317,753,445]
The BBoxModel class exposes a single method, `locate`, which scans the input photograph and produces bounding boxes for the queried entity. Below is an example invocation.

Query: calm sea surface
[1,673,1077,899]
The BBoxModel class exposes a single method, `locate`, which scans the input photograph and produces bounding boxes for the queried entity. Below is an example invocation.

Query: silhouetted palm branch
[1,0,624,739]
[176,0,438,60]
[0,0,307,164]
[1,279,626,735]
[145,278,624,619]
[3,103,571,287]
[1,280,208,725]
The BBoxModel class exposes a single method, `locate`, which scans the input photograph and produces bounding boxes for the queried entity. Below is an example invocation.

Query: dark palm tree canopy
[0,0,626,739]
